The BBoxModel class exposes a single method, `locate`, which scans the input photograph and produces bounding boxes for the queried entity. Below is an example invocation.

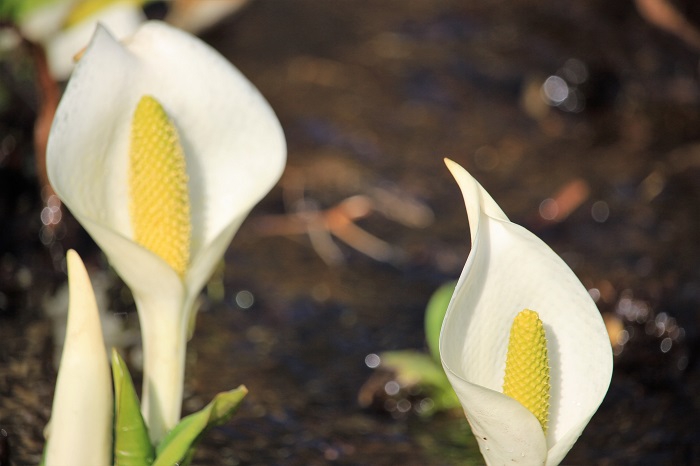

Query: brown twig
[30,41,60,201]
[635,0,700,51]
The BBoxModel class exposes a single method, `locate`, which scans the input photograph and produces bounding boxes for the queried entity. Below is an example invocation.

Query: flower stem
[136,294,188,444]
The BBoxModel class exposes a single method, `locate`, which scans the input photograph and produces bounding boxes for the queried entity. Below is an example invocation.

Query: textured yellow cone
[129,95,191,278]
[503,309,551,433]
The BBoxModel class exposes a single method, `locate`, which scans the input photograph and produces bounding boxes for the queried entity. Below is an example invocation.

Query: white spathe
[46,21,286,442]
[439,160,612,466]
[45,250,113,466]
[16,0,75,43]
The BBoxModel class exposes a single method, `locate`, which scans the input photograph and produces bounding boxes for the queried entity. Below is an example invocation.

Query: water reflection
[540,58,589,113]
[364,353,381,369]
[606,289,687,361]
[235,290,255,309]
[590,200,609,223]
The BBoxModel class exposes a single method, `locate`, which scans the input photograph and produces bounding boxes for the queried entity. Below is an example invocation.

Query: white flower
[47,21,286,442]
[18,0,145,80]
[44,250,112,466]
[439,159,612,466]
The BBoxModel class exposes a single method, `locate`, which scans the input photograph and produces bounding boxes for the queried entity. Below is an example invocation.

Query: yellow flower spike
[503,309,551,433]
[129,95,191,278]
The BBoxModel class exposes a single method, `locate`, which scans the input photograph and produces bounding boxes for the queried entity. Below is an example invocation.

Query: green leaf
[380,350,460,412]
[112,349,155,466]
[39,441,46,466]
[0,0,57,22]
[153,386,248,466]
[424,281,456,363]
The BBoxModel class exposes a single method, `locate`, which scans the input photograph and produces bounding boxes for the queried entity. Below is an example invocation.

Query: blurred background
[2,0,700,464]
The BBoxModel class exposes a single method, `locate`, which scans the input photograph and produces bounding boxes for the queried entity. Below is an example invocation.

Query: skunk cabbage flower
[13,0,145,79]
[439,160,612,466]
[47,21,286,442]
[44,250,112,465]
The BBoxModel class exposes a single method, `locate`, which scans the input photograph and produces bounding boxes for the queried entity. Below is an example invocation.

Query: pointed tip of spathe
[66,249,87,284]
[64,249,106,353]
[443,157,461,173]
[66,248,85,285]
[89,21,117,45]
[443,158,474,188]
[442,158,478,202]
[66,21,121,82]
[70,24,109,65]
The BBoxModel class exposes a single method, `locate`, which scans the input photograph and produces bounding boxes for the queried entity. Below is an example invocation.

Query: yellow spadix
[503,309,551,433]
[129,95,191,278]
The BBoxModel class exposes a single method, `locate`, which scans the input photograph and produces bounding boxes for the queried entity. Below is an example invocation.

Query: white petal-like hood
[46,20,286,441]
[47,20,286,311]
[45,250,112,466]
[440,160,612,466]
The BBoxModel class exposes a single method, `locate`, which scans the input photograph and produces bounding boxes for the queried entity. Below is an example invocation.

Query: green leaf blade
[379,350,460,412]
[425,281,457,363]
[153,386,248,466]
[111,349,155,466]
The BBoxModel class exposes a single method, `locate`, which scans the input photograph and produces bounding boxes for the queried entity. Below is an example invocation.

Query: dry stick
[30,41,61,202]
[635,0,700,51]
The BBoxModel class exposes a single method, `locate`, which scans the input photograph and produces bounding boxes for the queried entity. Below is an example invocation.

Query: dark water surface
[2,0,700,464]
